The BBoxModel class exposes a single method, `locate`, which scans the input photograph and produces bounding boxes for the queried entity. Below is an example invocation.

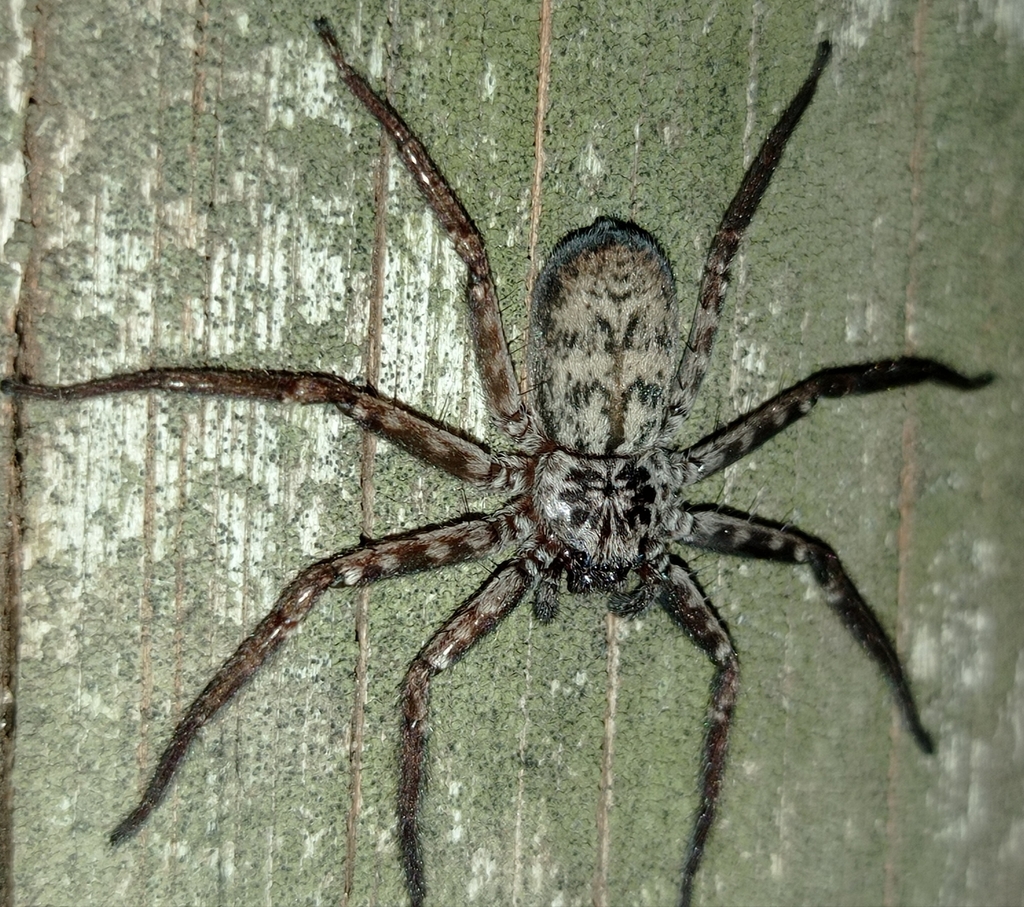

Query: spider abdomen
[530,217,679,455]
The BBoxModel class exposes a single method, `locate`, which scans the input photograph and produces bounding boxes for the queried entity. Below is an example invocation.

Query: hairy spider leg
[105,515,517,845]
[679,358,994,480]
[681,508,936,752]
[660,334,991,905]
[657,558,739,907]
[665,41,833,435]
[0,16,551,896]
[1,369,524,493]
[313,18,540,447]
[398,560,532,907]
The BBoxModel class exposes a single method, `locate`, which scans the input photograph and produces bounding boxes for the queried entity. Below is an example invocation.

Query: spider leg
[2,369,525,492]
[313,19,540,448]
[680,506,934,752]
[658,556,738,907]
[398,559,532,907]
[108,514,516,846]
[667,41,832,431]
[678,357,992,483]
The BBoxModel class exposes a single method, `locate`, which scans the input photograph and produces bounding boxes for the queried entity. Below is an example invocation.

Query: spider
[4,18,992,907]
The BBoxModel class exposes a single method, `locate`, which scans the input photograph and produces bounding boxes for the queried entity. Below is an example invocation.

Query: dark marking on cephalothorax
[530,218,678,455]
[533,448,672,594]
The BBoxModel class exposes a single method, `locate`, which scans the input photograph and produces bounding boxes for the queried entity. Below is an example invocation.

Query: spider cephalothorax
[5,18,991,907]
[532,446,674,586]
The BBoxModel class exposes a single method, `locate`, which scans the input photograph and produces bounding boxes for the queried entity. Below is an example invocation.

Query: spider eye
[564,558,631,594]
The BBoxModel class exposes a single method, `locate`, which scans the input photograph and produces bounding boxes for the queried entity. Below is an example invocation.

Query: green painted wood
[2,1,1022,905]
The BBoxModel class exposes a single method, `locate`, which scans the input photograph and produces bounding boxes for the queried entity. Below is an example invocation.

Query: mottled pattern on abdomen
[530,218,679,455]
